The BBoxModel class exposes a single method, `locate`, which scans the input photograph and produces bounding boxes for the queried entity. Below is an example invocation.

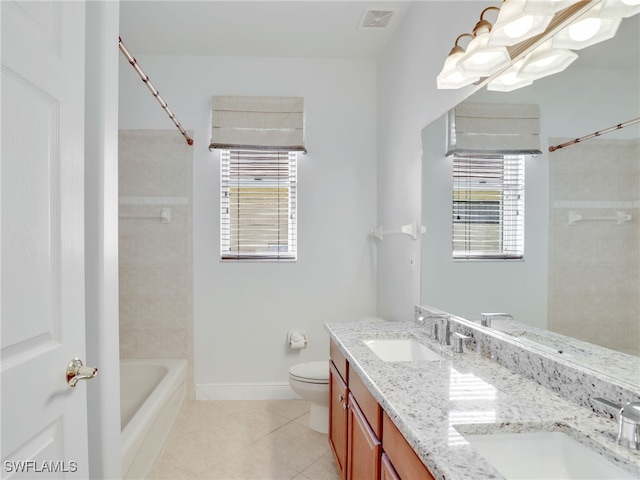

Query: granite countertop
[487,318,640,388]
[325,320,640,480]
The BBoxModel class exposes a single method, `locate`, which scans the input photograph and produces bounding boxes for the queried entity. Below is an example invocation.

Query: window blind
[220,149,297,260]
[447,102,541,156]
[453,155,524,260]
[210,96,306,153]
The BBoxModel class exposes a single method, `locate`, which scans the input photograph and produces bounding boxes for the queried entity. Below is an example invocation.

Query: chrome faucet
[480,312,513,328]
[420,314,450,344]
[429,314,451,345]
[594,398,640,450]
[437,316,451,346]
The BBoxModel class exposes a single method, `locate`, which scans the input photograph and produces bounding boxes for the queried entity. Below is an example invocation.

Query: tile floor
[150,399,340,479]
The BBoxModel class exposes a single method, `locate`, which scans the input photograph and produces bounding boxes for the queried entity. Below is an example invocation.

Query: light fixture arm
[475,6,501,33]
[480,6,500,20]
[455,33,475,47]
[448,33,475,55]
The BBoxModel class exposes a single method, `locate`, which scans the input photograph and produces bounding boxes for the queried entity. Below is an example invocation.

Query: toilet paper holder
[288,330,308,349]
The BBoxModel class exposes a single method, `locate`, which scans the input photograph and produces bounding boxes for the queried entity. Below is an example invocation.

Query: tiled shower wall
[548,138,639,355]
[118,130,194,396]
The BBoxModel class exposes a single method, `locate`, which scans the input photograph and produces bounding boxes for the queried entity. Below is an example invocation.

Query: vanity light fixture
[487,38,577,92]
[435,0,631,91]
[517,38,578,80]
[522,0,575,15]
[456,7,513,78]
[486,58,533,91]
[436,33,481,89]
[489,0,555,46]
[552,4,622,49]
[598,0,640,18]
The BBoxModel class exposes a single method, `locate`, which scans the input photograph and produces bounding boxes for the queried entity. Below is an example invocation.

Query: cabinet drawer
[330,338,348,383]
[382,412,434,480]
[348,367,381,437]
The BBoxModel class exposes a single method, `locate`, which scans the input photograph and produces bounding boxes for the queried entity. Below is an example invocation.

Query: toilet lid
[289,361,328,384]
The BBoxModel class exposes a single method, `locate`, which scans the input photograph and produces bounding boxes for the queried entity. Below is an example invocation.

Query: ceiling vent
[359,9,395,29]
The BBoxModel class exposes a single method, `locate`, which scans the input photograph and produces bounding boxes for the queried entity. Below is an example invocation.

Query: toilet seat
[289,361,328,384]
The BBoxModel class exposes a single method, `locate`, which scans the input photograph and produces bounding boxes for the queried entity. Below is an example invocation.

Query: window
[453,155,524,260]
[221,149,297,261]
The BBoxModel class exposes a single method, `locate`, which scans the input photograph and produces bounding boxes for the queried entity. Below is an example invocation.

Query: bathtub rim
[121,358,187,478]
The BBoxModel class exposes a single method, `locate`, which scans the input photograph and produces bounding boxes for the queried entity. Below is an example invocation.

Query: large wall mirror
[420,14,639,364]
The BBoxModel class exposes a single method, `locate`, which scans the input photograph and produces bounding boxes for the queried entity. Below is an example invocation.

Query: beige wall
[118,130,194,396]
[548,139,639,355]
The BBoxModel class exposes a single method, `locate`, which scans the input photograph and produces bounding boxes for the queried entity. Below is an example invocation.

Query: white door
[1,1,92,477]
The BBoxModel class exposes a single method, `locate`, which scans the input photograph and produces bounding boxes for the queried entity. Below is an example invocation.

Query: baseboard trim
[195,382,300,400]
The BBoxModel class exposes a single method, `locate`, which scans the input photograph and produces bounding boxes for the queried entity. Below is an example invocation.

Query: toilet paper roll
[289,332,307,349]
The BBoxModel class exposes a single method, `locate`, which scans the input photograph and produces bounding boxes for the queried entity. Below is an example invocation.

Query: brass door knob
[66,358,98,387]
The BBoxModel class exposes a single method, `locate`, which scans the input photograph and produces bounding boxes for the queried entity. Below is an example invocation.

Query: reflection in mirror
[420,16,639,361]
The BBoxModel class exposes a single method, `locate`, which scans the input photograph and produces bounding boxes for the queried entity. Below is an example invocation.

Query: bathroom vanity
[325,312,640,480]
[329,338,433,480]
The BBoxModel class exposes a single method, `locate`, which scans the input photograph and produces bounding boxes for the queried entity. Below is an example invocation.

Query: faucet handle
[594,398,640,450]
[594,397,623,419]
[623,403,640,424]
[451,332,470,353]
[480,312,513,327]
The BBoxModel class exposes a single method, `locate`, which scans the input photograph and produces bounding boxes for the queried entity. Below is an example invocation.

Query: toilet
[288,317,385,434]
[289,361,329,434]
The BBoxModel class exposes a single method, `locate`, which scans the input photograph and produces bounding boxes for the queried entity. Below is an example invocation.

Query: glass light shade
[456,29,512,78]
[552,12,622,50]
[517,39,578,80]
[522,0,575,15]
[437,50,481,89]
[599,0,640,18]
[487,59,533,91]
[489,0,554,46]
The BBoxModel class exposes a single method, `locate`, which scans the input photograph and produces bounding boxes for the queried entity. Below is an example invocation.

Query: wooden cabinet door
[329,361,348,479]
[347,394,381,480]
[381,454,401,480]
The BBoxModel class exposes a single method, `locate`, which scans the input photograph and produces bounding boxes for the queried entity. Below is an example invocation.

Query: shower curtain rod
[549,117,640,152]
[119,37,194,146]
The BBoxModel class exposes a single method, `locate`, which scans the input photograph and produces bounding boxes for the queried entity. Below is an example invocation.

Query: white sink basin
[464,431,634,479]
[363,338,443,362]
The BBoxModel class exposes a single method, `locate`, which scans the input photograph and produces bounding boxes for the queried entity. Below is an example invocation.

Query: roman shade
[209,96,306,153]
[446,102,541,156]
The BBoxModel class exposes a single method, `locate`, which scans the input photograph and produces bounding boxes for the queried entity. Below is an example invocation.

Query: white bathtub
[121,359,187,479]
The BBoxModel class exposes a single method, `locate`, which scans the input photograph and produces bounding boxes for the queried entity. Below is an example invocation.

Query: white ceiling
[118,1,638,69]
[119,1,412,59]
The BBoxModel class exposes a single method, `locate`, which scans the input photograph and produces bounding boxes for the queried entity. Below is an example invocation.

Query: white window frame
[220,149,297,261]
[452,154,525,260]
